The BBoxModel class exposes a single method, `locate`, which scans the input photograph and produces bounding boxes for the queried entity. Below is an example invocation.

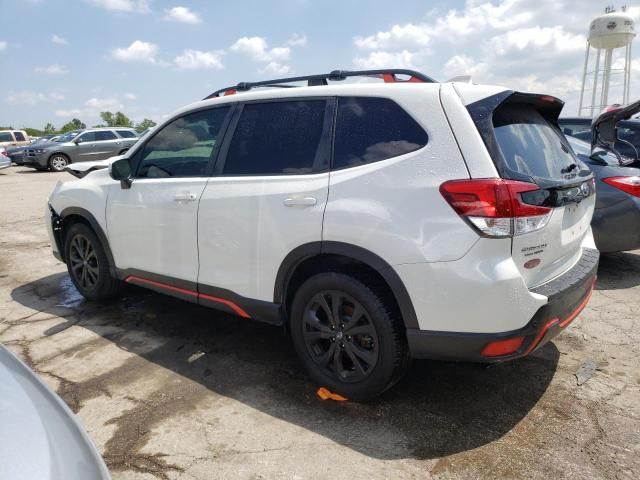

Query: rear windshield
[493,105,579,179]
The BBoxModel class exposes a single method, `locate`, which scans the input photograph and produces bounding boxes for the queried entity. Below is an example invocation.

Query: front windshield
[567,137,623,166]
[55,131,80,143]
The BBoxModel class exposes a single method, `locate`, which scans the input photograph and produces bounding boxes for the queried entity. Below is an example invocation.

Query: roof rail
[203,69,436,100]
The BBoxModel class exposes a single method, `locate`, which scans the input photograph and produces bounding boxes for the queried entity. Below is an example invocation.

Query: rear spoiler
[591,99,640,161]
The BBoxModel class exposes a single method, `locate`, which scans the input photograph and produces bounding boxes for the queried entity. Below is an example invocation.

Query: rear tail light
[602,176,640,198]
[440,179,552,238]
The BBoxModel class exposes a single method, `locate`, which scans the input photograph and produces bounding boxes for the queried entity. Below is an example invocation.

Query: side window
[333,97,428,169]
[77,132,96,143]
[223,100,328,175]
[95,131,117,141]
[136,107,230,178]
[13,131,26,141]
[0,132,14,142]
[116,130,137,139]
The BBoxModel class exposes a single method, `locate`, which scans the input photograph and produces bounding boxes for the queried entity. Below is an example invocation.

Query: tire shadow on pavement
[11,272,559,461]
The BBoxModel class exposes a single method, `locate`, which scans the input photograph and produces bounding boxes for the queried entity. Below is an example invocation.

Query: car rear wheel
[290,272,409,400]
[49,154,69,172]
[64,223,120,301]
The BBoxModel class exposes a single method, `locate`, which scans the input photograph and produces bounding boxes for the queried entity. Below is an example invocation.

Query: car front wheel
[64,223,120,301]
[290,272,409,400]
[49,154,69,172]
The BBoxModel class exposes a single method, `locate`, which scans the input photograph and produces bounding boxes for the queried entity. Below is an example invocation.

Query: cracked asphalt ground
[1,166,639,480]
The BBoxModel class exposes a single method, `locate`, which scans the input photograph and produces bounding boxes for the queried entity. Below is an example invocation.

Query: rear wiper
[561,163,578,174]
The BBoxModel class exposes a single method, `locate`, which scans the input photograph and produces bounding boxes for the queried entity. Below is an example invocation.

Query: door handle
[283,196,317,207]
[174,193,197,202]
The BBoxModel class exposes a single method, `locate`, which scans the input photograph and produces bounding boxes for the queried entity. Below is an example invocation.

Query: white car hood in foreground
[0,345,111,480]
[66,155,123,177]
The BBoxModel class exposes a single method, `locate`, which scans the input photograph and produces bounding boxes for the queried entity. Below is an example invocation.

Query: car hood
[0,345,111,480]
[66,155,123,178]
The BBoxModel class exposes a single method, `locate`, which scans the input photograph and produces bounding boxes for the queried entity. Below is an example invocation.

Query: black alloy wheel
[303,291,379,383]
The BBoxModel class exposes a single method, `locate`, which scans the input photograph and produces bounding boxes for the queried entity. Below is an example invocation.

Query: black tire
[64,223,120,301]
[290,272,409,400]
[49,153,70,172]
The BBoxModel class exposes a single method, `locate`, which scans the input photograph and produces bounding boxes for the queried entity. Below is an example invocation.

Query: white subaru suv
[47,69,599,400]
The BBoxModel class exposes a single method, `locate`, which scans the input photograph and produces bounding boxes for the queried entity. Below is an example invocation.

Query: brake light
[440,179,552,238]
[602,176,640,198]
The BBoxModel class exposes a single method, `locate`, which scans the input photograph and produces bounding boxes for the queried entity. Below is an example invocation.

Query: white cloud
[164,6,201,24]
[174,49,224,70]
[287,33,308,46]
[34,64,68,75]
[260,62,290,75]
[489,26,585,56]
[88,0,151,13]
[51,34,68,45]
[122,92,137,100]
[353,50,418,69]
[443,54,488,79]
[6,91,64,105]
[111,40,158,63]
[231,36,290,62]
[85,97,124,110]
[0,41,7,51]
[354,24,430,50]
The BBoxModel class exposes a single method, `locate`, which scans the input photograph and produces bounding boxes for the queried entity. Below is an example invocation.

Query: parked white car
[46,69,599,399]
[0,129,30,148]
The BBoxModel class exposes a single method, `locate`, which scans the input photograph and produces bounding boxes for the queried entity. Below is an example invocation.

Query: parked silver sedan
[22,128,139,172]
[0,344,111,479]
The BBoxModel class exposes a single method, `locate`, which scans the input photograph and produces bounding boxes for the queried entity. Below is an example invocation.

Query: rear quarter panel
[323,87,480,265]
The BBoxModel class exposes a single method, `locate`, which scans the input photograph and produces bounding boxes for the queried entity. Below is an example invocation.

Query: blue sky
[1,0,638,129]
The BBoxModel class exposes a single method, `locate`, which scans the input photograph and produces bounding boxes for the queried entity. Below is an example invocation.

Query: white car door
[197,99,333,303]
[107,106,233,286]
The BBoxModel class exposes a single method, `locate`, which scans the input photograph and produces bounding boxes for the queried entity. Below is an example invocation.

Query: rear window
[13,131,26,141]
[333,97,428,170]
[95,131,117,141]
[493,105,579,179]
[116,130,137,138]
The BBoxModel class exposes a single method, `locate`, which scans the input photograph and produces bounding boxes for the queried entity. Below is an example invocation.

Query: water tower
[578,6,635,116]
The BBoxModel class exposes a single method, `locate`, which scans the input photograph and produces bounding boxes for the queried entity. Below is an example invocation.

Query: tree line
[2,111,157,137]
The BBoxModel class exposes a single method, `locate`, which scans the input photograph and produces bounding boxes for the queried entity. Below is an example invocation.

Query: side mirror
[110,158,132,189]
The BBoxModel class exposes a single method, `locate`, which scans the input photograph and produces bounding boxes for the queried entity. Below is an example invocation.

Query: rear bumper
[407,248,599,361]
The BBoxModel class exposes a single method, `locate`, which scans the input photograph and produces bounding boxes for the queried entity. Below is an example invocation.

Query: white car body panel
[198,173,329,300]
[107,178,208,283]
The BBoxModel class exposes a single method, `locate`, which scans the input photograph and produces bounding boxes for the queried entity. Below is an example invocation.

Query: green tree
[100,111,133,127]
[24,128,45,137]
[60,118,86,133]
[135,118,157,133]
[100,112,115,127]
[43,123,56,134]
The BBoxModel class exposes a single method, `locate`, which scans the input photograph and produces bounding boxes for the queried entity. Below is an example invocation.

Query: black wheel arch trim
[274,241,419,330]
[57,207,117,276]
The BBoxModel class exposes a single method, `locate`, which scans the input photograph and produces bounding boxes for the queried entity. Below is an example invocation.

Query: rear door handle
[174,193,197,202]
[283,196,317,207]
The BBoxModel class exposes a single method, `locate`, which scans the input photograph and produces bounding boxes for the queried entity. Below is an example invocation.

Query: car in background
[0,345,111,479]
[0,148,11,170]
[0,130,30,148]
[8,135,62,165]
[23,128,139,172]
[568,136,640,253]
[560,116,640,162]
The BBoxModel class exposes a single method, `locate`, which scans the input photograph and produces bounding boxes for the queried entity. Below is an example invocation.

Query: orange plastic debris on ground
[316,387,348,401]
